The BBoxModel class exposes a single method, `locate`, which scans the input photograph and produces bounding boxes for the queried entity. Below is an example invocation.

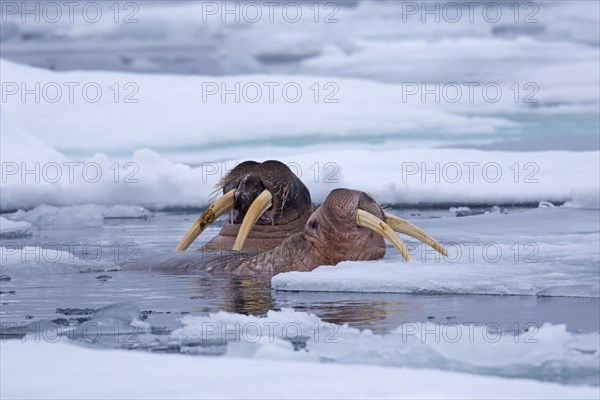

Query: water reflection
[189,275,272,316]
[3,267,598,335]
[183,273,421,333]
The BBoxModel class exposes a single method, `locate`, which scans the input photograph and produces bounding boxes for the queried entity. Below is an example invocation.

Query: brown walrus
[175,160,314,253]
[125,189,447,275]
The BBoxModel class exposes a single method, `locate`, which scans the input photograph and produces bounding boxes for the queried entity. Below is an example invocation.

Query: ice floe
[2,339,597,399]
[273,207,600,297]
[0,245,117,274]
[5,204,150,228]
[3,303,599,397]
[0,217,31,238]
[170,308,599,386]
[1,117,598,210]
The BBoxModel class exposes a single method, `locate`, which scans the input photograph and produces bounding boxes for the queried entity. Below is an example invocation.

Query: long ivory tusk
[385,213,448,257]
[233,190,273,251]
[356,210,411,262]
[175,189,235,251]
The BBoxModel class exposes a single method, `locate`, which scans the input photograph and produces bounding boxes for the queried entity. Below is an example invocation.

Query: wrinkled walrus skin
[124,188,448,276]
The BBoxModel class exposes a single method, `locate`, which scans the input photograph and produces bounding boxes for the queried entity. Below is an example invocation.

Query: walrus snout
[175,160,313,252]
[232,173,267,224]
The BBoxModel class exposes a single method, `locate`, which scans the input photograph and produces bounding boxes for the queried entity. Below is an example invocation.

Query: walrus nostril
[235,174,266,214]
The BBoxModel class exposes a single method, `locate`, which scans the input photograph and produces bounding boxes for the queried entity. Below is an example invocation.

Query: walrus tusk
[385,213,448,257]
[233,190,273,251]
[356,210,411,262]
[175,189,235,251]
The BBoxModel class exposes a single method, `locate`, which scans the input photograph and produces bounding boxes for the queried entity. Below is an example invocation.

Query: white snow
[273,259,599,298]
[170,308,599,384]
[5,204,149,228]
[0,59,516,153]
[24,302,600,384]
[2,1,598,94]
[1,107,598,210]
[282,148,600,208]
[1,55,598,210]
[273,207,600,297]
[0,108,68,165]
[6,304,596,393]
[1,339,597,400]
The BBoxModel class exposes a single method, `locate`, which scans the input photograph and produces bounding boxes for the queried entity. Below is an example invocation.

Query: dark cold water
[2,209,598,330]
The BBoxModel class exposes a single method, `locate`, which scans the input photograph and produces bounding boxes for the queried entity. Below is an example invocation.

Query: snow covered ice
[1,99,598,210]
[3,340,598,400]
[2,303,599,396]
[273,206,600,297]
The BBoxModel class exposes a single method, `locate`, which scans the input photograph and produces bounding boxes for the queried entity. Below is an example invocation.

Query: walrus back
[121,250,257,273]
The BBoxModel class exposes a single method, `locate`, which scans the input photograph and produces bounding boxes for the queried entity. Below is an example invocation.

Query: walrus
[125,189,447,275]
[175,160,314,253]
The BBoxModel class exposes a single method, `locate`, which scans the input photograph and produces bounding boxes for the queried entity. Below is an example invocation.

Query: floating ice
[170,308,600,386]
[450,206,471,213]
[538,201,556,209]
[1,117,598,210]
[5,204,150,228]
[273,259,599,298]
[0,108,68,165]
[103,205,149,219]
[564,188,600,209]
[0,59,516,156]
[273,207,600,298]
[1,1,598,87]
[0,246,117,274]
[2,305,598,395]
[0,217,31,238]
[71,302,150,341]
[1,59,598,211]
[2,339,597,399]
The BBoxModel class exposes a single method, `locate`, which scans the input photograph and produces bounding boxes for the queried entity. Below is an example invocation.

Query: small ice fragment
[0,217,31,238]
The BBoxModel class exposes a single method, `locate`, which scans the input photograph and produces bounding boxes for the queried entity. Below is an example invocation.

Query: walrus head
[125,189,447,275]
[227,189,448,275]
[175,160,313,252]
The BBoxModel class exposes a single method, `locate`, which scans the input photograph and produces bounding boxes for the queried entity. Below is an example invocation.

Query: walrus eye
[308,220,319,230]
